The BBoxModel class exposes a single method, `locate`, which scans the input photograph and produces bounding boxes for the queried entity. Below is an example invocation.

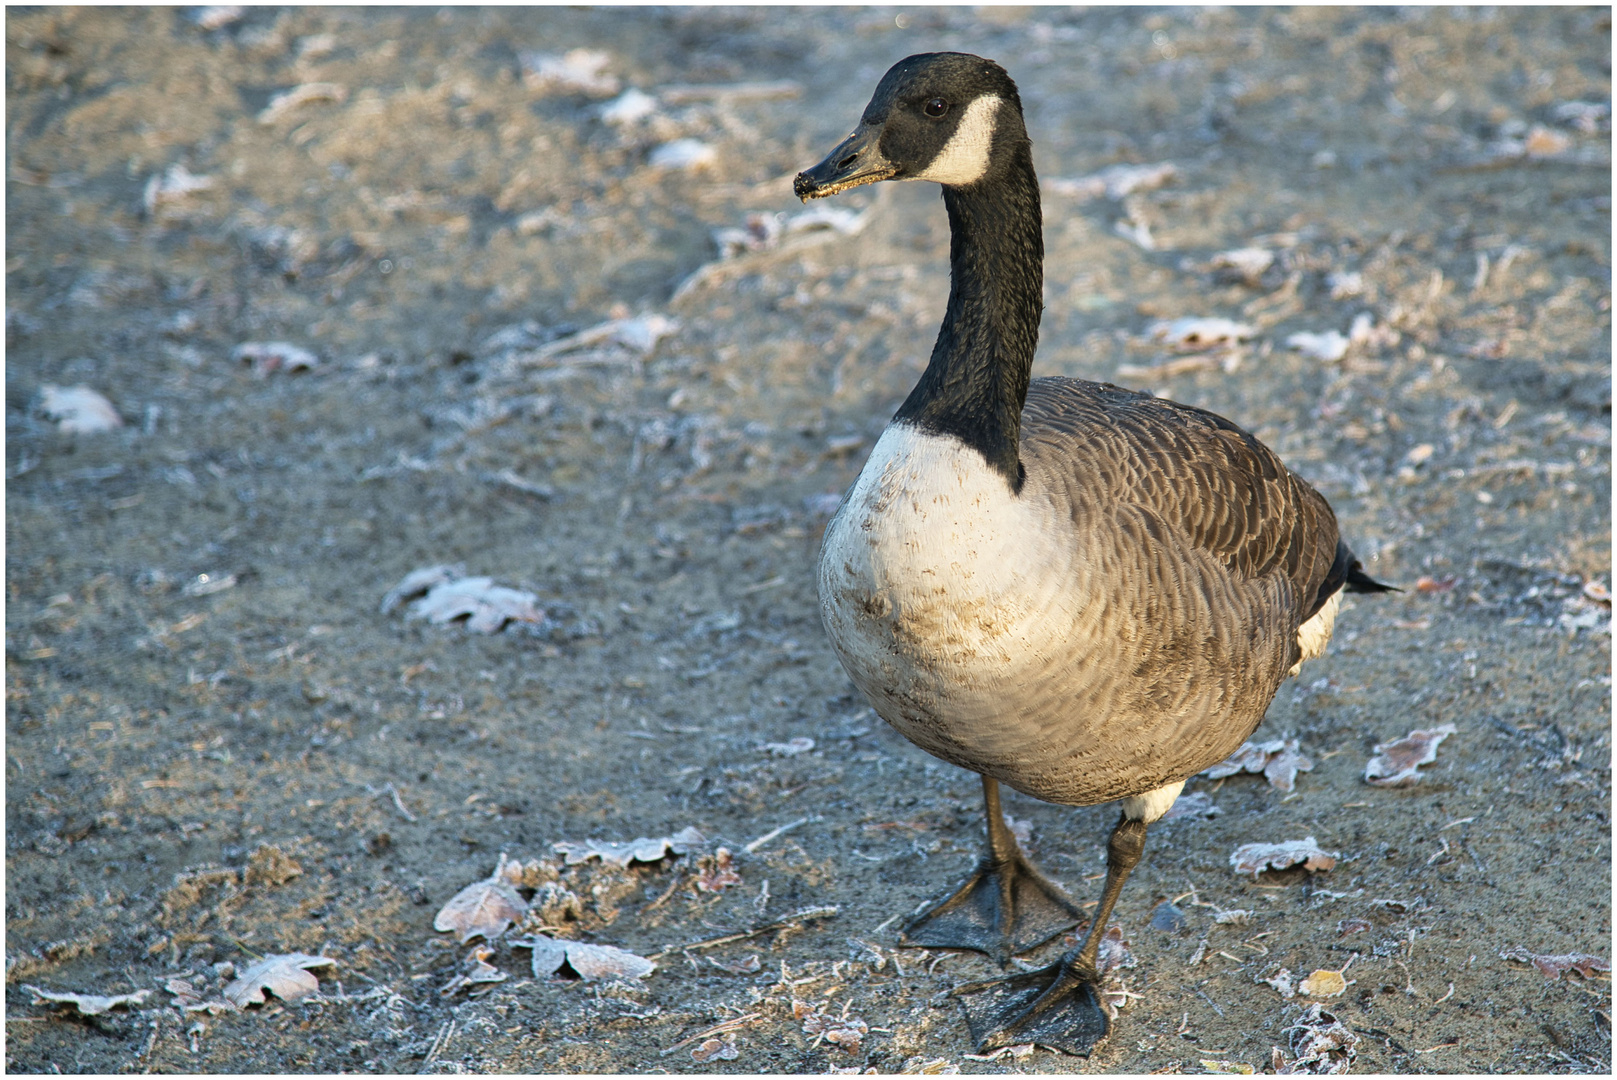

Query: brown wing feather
[1020,377,1342,634]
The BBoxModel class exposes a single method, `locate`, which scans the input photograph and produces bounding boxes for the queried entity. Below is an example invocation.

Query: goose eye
[923,98,949,118]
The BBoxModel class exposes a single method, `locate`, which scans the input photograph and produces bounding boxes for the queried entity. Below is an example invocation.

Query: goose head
[795,52,1028,201]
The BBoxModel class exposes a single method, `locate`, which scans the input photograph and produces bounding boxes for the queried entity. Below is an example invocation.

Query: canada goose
[796,53,1394,1056]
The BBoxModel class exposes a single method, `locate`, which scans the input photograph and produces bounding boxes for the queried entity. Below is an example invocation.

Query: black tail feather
[1344,557,1399,594]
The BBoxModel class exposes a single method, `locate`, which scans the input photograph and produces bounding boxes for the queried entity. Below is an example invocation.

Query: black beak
[794,123,898,201]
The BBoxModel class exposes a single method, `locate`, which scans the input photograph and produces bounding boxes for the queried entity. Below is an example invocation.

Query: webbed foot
[952,958,1110,1056]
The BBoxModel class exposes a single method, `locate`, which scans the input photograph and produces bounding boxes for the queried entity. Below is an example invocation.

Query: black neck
[893,141,1043,491]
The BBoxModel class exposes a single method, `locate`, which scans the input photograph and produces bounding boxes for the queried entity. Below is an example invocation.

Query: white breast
[817,424,1078,768]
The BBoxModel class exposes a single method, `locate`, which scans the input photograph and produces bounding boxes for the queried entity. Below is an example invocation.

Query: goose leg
[898,776,1084,963]
[951,813,1148,1056]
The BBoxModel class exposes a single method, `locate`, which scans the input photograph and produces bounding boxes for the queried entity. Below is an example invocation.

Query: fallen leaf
[1364,724,1456,787]
[1160,790,1221,822]
[1204,739,1313,792]
[763,737,815,757]
[380,564,463,614]
[407,576,543,634]
[1336,918,1371,936]
[553,825,707,868]
[1277,1003,1359,1074]
[163,975,236,1015]
[1150,317,1255,351]
[517,935,656,981]
[521,48,620,95]
[707,954,762,975]
[801,1005,869,1053]
[1262,968,1296,998]
[1299,967,1353,998]
[1061,923,1134,975]
[899,1055,961,1073]
[695,847,743,893]
[439,945,507,997]
[143,164,214,213]
[1045,161,1177,200]
[222,953,336,1007]
[231,341,318,376]
[600,87,658,125]
[691,1036,741,1063]
[256,82,347,124]
[1230,837,1340,878]
[648,139,717,171]
[1499,947,1611,980]
[1414,575,1457,593]
[1210,247,1275,284]
[434,857,530,943]
[38,385,123,434]
[24,985,151,1015]
[1202,1061,1256,1075]
[1524,124,1573,158]
[1287,330,1350,363]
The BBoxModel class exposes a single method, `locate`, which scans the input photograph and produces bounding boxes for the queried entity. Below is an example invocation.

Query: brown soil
[6,6,1610,1074]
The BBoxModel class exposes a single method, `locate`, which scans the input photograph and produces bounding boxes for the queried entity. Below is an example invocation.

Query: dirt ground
[5,6,1611,1075]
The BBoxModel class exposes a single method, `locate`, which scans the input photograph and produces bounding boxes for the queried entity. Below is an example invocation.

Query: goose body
[795,52,1391,1055]
[821,381,1344,809]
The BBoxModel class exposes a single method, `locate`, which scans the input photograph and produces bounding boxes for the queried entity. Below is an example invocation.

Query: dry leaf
[1262,968,1296,998]
[163,976,236,1015]
[38,385,123,434]
[1202,1062,1255,1075]
[648,139,717,171]
[600,88,658,125]
[1414,575,1457,593]
[1061,923,1134,975]
[24,985,151,1015]
[1500,947,1611,980]
[1364,724,1456,786]
[1277,1003,1359,1074]
[257,83,347,125]
[522,48,620,95]
[553,825,707,868]
[708,954,762,975]
[231,341,318,376]
[1204,739,1313,792]
[1287,330,1350,363]
[1299,967,1353,998]
[222,953,335,1007]
[1045,161,1177,200]
[691,1037,740,1063]
[1150,317,1255,351]
[695,847,743,893]
[518,935,656,981]
[406,576,542,634]
[762,737,815,757]
[1211,247,1275,284]
[143,164,214,213]
[434,861,529,943]
[380,564,463,614]
[1230,837,1340,878]
[1337,918,1371,936]
[900,1055,961,1073]
[439,945,507,997]
[801,1005,869,1053]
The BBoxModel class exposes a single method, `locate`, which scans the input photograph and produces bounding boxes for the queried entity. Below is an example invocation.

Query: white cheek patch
[911,94,1001,185]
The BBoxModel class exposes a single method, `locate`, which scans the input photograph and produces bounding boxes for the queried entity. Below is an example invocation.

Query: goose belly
[818,426,1086,780]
